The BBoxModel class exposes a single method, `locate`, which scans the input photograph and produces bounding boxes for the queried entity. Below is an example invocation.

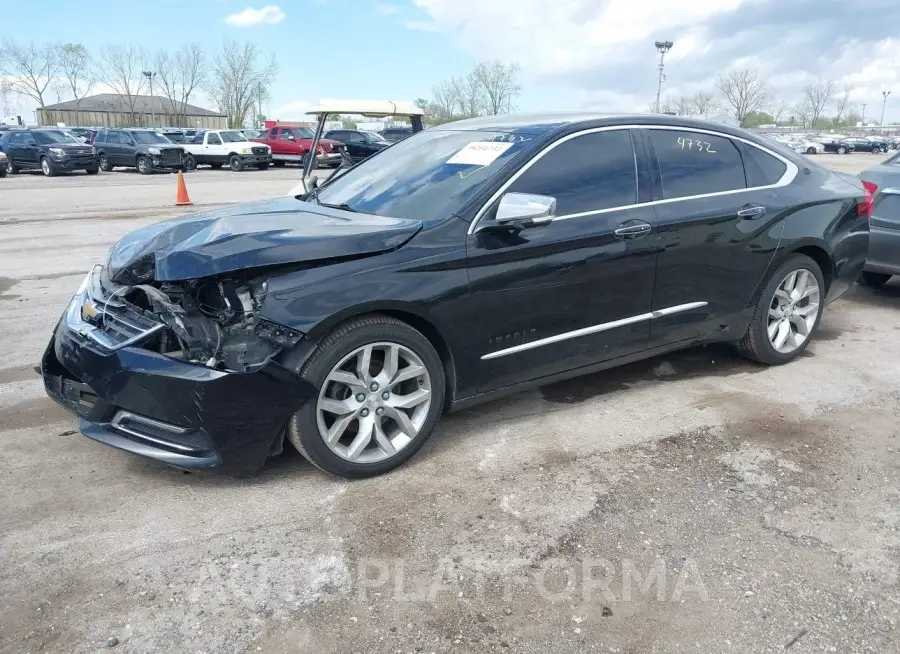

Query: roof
[40,94,225,117]
[306,101,424,118]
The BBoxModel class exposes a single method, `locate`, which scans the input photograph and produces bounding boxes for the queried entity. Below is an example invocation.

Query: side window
[106,131,121,145]
[94,131,107,144]
[9,133,24,146]
[507,129,638,216]
[207,133,222,145]
[191,132,205,144]
[279,128,295,140]
[742,145,787,187]
[347,132,365,144]
[649,130,746,199]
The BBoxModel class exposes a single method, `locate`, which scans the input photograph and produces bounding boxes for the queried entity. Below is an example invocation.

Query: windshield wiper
[317,201,358,213]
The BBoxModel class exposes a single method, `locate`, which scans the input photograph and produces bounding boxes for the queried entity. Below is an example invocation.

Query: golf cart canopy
[290,101,426,196]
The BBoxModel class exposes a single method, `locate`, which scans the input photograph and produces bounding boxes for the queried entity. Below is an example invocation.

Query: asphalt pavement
[1,155,898,653]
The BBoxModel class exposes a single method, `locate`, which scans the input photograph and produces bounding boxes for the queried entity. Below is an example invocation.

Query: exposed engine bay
[84,267,302,373]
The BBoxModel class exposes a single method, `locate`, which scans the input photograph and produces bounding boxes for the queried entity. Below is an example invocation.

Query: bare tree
[0,78,12,114]
[59,43,94,122]
[832,84,852,125]
[430,80,459,121]
[769,98,791,125]
[691,90,716,118]
[207,40,277,128]
[803,78,835,127]
[0,41,59,108]
[98,45,147,126]
[716,67,769,124]
[452,72,485,119]
[673,95,694,116]
[793,101,812,128]
[154,44,207,125]
[472,60,521,115]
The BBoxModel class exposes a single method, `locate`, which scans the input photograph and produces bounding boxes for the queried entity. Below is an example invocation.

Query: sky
[2,0,899,122]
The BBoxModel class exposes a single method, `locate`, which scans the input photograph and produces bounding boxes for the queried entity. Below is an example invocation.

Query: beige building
[38,94,228,129]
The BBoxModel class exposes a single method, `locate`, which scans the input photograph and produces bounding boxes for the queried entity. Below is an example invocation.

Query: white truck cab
[182,129,272,172]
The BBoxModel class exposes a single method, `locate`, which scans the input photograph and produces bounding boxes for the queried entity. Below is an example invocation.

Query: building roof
[40,94,225,117]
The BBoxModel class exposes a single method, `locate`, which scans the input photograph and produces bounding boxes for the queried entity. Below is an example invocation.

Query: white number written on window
[676,136,717,153]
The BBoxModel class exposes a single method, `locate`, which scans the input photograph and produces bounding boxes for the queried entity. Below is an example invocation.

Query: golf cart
[287,100,425,197]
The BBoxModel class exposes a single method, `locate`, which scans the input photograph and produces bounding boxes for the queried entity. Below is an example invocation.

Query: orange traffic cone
[175,170,192,206]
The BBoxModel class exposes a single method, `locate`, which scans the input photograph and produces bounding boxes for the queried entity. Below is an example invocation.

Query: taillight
[860,180,877,219]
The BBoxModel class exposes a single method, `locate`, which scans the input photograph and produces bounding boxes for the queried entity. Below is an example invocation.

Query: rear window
[742,145,788,187]
[650,129,747,199]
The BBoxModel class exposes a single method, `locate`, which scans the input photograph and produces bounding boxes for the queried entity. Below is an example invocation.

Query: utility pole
[861,103,867,126]
[142,71,156,127]
[257,82,263,127]
[880,90,891,132]
[654,40,674,113]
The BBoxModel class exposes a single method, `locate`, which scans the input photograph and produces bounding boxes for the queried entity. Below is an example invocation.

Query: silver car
[859,151,900,286]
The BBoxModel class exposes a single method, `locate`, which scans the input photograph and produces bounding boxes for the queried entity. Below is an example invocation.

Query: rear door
[465,128,659,392]
[105,131,125,165]
[6,132,25,165]
[641,127,791,347]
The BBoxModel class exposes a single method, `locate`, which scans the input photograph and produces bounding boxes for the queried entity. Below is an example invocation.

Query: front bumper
[239,152,273,164]
[51,155,99,170]
[42,308,315,473]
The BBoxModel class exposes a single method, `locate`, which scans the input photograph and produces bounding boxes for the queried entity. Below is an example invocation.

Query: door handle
[737,204,767,219]
[614,221,652,239]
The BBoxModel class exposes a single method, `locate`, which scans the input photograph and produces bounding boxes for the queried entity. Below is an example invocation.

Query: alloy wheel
[315,342,432,463]
[41,158,50,175]
[5,161,12,174]
[767,269,820,354]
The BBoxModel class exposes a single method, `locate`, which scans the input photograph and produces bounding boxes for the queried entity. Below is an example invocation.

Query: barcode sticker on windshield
[447,141,513,166]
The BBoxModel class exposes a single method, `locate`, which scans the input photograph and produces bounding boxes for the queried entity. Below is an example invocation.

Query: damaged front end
[73,264,301,372]
[43,265,316,473]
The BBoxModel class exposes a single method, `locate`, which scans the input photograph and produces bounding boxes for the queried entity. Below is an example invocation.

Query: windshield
[362,130,388,143]
[163,132,186,143]
[314,129,534,220]
[131,131,171,144]
[34,130,80,144]
[220,130,248,143]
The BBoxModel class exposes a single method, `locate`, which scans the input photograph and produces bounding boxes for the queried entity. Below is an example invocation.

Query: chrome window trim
[480,301,708,360]
[468,124,799,234]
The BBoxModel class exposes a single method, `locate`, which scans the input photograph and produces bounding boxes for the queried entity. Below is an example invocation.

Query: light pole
[142,70,156,127]
[861,103,867,126]
[654,40,674,113]
[880,90,891,132]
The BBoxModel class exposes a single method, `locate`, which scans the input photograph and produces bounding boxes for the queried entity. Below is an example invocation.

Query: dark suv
[323,129,390,163]
[93,128,185,174]
[379,127,413,142]
[0,128,99,176]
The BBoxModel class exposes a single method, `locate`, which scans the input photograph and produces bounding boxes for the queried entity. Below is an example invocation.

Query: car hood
[106,198,423,283]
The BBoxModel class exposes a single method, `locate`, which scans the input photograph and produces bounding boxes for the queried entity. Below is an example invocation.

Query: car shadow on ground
[839,280,900,309]
[126,325,843,487]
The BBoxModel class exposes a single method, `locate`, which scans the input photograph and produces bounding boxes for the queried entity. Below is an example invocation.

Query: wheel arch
[788,243,834,292]
[281,303,458,410]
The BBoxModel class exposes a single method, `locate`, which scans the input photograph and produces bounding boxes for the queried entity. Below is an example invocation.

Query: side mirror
[495,192,557,227]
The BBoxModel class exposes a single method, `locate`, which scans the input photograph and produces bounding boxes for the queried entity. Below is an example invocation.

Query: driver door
[464,128,659,393]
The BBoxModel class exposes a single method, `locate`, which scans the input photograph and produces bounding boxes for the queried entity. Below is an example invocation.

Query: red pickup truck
[251,125,344,168]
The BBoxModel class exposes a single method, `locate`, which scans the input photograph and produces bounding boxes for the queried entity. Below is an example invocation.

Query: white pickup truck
[181,129,272,172]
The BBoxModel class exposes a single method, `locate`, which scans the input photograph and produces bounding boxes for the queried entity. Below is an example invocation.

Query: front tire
[229,155,244,172]
[183,153,197,171]
[98,154,112,172]
[837,146,847,155]
[287,315,446,478]
[5,160,15,175]
[257,162,269,170]
[41,157,57,177]
[136,156,151,175]
[806,146,816,155]
[735,254,825,365]
[858,271,892,288]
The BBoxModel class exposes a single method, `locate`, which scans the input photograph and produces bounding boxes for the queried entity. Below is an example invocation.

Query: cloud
[410,0,900,114]
[224,5,286,27]
[404,19,440,32]
[375,2,400,15]
[270,100,312,120]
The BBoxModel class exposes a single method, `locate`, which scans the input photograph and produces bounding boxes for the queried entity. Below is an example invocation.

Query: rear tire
[858,271,892,288]
[286,315,446,478]
[837,146,847,154]
[735,254,825,365]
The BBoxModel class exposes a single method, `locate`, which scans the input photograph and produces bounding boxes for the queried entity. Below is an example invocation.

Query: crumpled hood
[107,197,422,283]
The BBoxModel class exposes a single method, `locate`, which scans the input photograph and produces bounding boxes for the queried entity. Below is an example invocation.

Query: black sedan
[323,129,391,163]
[817,137,856,154]
[41,114,869,478]
[841,136,890,154]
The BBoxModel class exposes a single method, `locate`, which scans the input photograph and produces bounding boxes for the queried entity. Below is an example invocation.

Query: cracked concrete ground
[1,157,898,653]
